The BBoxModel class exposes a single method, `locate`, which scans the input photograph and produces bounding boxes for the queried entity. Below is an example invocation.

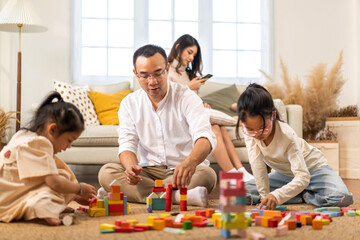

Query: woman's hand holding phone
[188,76,205,91]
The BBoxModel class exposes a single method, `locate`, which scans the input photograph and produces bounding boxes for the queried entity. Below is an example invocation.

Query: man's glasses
[136,68,167,81]
[241,116,273,137]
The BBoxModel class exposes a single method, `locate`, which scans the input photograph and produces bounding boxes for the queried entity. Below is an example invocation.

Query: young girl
[236,83,353,209]
[167,34,253,181]
[0,92,96,225]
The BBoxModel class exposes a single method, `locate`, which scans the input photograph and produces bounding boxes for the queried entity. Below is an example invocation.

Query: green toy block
[183,220,193,230]
[104,196,109,216]
[152,198,166,210]
[100,229,115,234]
[275,206,287,212]
[221,213,232,222]
[348,210,356,216]
[235,196,246,205]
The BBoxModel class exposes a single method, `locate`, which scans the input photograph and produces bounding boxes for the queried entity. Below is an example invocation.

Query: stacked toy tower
[219,171,248,238]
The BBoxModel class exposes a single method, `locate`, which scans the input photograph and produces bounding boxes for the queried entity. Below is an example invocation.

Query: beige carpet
[1,199,360,240]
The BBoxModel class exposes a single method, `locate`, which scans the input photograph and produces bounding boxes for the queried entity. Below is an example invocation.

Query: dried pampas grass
[0,109,19,150]
[262,51,345,140]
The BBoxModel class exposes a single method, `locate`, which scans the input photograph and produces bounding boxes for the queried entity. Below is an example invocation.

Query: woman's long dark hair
[235,83,282,139]
[168,34,202,80]
[25,91,84,135]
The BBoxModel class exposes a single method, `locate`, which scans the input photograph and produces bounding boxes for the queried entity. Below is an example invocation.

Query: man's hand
[258,193,278,210]
[172,161,196,188]
[124,165,143,185]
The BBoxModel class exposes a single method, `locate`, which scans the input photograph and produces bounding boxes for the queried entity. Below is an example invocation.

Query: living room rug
[1,198,360,240]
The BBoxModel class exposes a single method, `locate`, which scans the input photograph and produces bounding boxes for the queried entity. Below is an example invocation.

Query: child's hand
[75,196,91,206]
[258,193,278,210]
[78,182,96,200]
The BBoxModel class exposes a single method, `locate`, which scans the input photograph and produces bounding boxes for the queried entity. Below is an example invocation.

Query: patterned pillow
[54,80,100,126]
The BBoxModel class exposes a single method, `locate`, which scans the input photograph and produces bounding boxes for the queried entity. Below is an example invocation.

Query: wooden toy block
[276,225,288,237]
[134,225,151,231]
[216,218,222,229]
[247,217,252,226]
[251,211,261,218]
[235,196,246,205]
[180,200,187,211]
[127,220,137,226]
[180,188,187,194]
[296,221,302,228]
[152,188,166,192]
[180,194,187,201]
[154,179,163,188]
[285,220,296,230]
[115,219,124,226]
[147,216,156,225]
[251,209,264,216]
[273,215,282,223]
[341,207,356,212]
[312,219,323,230]
[275,206,287,212]
[111,185,120,193]
[193,221,208,227]
[104,196,109,216]
[108,200,123,205]
[223,220,248,230]
[174,213,184,222]
[152,198,166,210]
[146,197,152,204]
[182,220,193,230]
[322,219,330,225]
[219,171,243,180]
[109,203,124,213]
[114,226,135,233]
[125,199,128,215]
[100,229,115,234]
[120,221,131,227]
[212,212,222,223]
[250,232,266,240]
[107,192,113,200]
[220,228,231,239]
[113,193,121,201]
[164,218,173,227]
[221,188,246,197]
[268,219,278,228]
[206,209,215,218]
[221,213,232,222]
[255,216,262,226]
[348,210,356,216]
[191,216,203,223]
[195,210,207,217]
[160,214,172,218]
[220,195,231,206]
[96,199,104,208]
[153,220,165,230]
[263,210,281,217]
[180,216,192,222]
[172,222,183,228]
[314,207,341,213]
[356,210,360,216]
[78,206,89,212]
[309,212,321,219]
[89,207,106,217]
[300,215,313,225]
[165,200,172,212]
[261,216,272,227]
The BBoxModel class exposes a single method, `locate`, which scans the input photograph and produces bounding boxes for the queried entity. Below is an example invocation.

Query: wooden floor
[70,164,360,200]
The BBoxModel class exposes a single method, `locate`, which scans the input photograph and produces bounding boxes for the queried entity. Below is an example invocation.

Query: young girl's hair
[168,34,203,80]
[235,83,282,139]
[26,91,85,135]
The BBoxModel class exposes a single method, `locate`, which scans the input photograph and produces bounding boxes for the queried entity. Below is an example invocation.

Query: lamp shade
[0,0,47,33]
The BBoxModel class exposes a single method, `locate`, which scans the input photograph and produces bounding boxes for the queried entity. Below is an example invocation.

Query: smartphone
[200,74,213,82]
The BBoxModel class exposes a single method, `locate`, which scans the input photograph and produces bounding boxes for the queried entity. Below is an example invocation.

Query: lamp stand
[16,24,22,131]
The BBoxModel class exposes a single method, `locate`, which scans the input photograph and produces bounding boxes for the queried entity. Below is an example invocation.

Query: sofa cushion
[54,80,100,126]
[89,82,131,94]
[72,125,119,146]
[88,89,132,125]
[205,108,237,126]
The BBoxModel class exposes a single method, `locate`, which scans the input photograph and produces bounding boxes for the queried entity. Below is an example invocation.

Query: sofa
[56,80,303,173]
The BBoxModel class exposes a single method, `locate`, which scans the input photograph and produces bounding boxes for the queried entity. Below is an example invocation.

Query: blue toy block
[220,228,231,239]
[147,207,153,213]
[275,206,287,212]
[235,196,246,205]
[251,209,264,216]
[123,196,127,215]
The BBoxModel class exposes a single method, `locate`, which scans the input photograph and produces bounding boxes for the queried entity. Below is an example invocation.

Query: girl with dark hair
[168,34,254,181]
[237,83,353,209]
[0,91,96,225]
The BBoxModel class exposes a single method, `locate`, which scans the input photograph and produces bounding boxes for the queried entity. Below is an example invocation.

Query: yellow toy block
[160,214,172,219]
[153,220,165,230]
[356,210,360,216]
[180,194,187,201]
[212,212,222,223]
[147,216,156,226]
[96,199,104,208]
[128,219,138,226]
[146,197,152,204]
[155,180,163,188]
[111,185,120,193]
[99,224,115,230]
[89,207,106,217]
[127,202,129,215]
[312,219,323,230]
[108,200,123,205]
[261,216,272,227]
[222,220,248,230]
[113,193,121,201]
[322,219,330,225]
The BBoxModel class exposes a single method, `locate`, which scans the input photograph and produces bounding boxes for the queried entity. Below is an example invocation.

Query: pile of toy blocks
[99,209,217,234]
[79,184,128,217]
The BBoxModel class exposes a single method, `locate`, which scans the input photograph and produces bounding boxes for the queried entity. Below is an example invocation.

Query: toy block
[182,220,193,230]
[161,214,172,219]
[221,188,246,197]
[320,214,332,221]
[120,221,131,227]
[164,218,173,227]
[112,193,121,201]
[250,232,266,240]
[152,198,166,210]
[314,215,322,220]
[155,179,163,188]
[276,225,288,237]
[261,216,272,227]
[89,207,106,217]
[268,219,278,228]
[174,213,184,222]
[115,226,134,233]
[191,216,203,223]
[180,194,187,201]
[147,216,156,226]
[320,211,335,218]
[235,196,247,205]
[221,213,232,222]
[236,229,247,238]
[216,218,222,229]
[220,228,231,239]
[314,207,341,213]
[109,203,123,213]
[100,229,115,234]
[207,223,214,227]
[154,217,164,221]
[263,210,281,217]
[348,210,356,216]
[251,209,264,216]
[115,219,124,226]
[341,207,356,212]
[247,217,252,226]
[146,197,152,204]
[180,200,187,211]
[309,212,321,219]
[195,210,206,217]
[322,219,330,225]
[296,221,302,228]
[193,221,208,227]
[275,205,287,212]
[273,215,282,223]
[206,209,215,218]
[219,171,243,180]
[223,220,247,230]
[220,195,231,206]
[134,225,151,231]
[111,185,120,193]
[96,199,104,208]
[107,192,113,200]
[212,212,222,223]
[326,211,341,217]
[165,200,172,212]
[78,205,89,212]
[251,211,261,219]
[356,210,360,216]
[255,216,262,226]
[104,196,109,216]
[172,222,183,228]
[108,200,123,205]
[180,216,192,222]
[285,220,296,230]
[153,220,165,230]
[180,188,187,194]
[312,219,322,230]
[152,188,166,192]
[220,179,231,189]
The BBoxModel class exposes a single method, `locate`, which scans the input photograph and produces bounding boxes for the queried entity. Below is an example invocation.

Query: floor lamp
[0,0,47,131]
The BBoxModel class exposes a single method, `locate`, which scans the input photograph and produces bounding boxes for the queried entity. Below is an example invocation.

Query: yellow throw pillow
[88,89,132,125]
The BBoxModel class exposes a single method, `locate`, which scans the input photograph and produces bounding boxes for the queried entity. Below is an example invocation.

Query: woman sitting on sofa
[167,34,253,181]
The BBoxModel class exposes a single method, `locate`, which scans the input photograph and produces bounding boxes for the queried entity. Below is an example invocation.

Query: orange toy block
[263,210,281,217]
[195,210,207,217]
[300,215,312,225]
[216,218,222,229]
[172,222,183,228]
[312,219,323,230]
[120,221,131,227]
[251,211,261,219]
[111,185,120,193]
[261,216,272,227]
[285,220,296,230]
[205,209,215,218]
[191,216,203,223]
[112,193,121,201]
[164,218,173,227]
[153,220,165,230]
[154,180,163,188]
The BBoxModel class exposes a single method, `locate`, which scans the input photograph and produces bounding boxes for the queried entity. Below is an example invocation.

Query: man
[98,44,217,206]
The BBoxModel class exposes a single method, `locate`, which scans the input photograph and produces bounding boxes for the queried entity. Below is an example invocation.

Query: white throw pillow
[204,108,237,126]
[89,82,131,94]
[54,80,100,126]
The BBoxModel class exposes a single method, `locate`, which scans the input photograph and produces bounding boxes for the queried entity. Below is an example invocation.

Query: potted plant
[0,108,18,151]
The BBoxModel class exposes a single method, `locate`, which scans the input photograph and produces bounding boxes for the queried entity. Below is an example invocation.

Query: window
[72,0,273,85]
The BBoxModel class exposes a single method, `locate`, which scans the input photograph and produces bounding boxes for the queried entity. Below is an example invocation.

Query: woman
[167,34,253,181]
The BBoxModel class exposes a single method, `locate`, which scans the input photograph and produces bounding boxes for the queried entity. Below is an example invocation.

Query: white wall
[0,0,359,139]
[273,0,360,108]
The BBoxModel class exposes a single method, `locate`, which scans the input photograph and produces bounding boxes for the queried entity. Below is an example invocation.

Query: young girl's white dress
[0,130,77,222]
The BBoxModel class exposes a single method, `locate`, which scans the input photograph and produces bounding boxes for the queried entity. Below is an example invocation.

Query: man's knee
[98,163,123,191]
[192,166,217,192]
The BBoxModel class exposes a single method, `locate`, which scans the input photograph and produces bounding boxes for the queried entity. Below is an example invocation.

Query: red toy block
[180,188,187,195]
[164,218,173,227]
[152,188,166,192]
[219,171,243,180]
[120,192,124,200]
[251,211,261,218]
[115,219,125,226]
[134,225,151,231]
[115,226,134,233]
[111,185,120,193]
[268,219,278,228]
[309,212,320,219]
[120,221,131,227]
[180,201,187,211]
[205,209,215,218]
[165,200,172,212]
[193,221,208,227]
[172,222,183,228]
[195,210,207,217]
[109,204,124,213]
[191,216,203,222]
[221,188,246,197]
[341,207,356,212]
